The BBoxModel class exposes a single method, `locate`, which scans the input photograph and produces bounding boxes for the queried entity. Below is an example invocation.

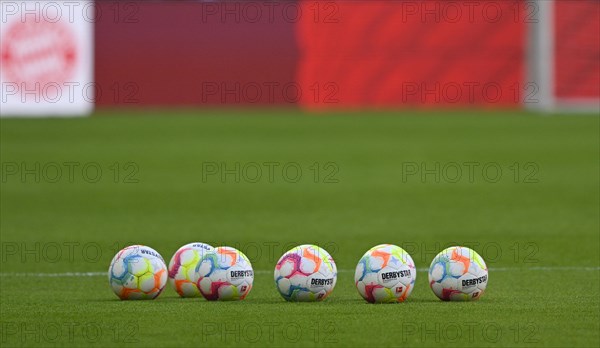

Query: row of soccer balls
[108,243,488,302]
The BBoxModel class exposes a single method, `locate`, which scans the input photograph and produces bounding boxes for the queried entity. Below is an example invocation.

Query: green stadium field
[1,110,598,347]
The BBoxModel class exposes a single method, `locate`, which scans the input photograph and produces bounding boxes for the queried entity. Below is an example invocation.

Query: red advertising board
[94,1,597,109]
[296,1,526,109]
[94,1,298,106]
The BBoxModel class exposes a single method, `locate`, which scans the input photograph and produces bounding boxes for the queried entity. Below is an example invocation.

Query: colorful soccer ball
[355,244,416,303]
[429,246,488,301]
[274,244,337,302]
[192,246,254,301]
[108,245,168,300]
[168,242,214,298]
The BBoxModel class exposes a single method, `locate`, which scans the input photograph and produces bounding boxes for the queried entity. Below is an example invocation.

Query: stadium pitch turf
[1,110,599,347]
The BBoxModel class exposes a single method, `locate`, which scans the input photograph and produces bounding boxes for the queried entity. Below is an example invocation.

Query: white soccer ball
[191,246,254,301]
[108,245,168,300]
[274,244,337,302]
[355,244,416,303]
[168,242,214,298]
[429,246,488,301]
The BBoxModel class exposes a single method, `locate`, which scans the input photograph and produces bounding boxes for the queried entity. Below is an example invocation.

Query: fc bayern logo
[1,18,77,91]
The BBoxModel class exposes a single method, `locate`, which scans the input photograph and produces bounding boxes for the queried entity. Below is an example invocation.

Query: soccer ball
[108,245,168,300]
[355,244,416,303]
[168,242,214,298]
[192,246,254,301]
[274,244,337,302]
[429,246,488,301]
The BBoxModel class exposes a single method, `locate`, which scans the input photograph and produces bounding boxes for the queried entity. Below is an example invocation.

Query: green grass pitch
[1,110,598,347]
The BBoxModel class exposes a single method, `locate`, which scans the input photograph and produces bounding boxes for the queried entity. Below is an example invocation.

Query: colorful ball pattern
[355,244,416,303]
[192,246,254,301]
[429,246,488,301]
[108,245,167,300]
[274,244,337,302]
[168,242,214,298]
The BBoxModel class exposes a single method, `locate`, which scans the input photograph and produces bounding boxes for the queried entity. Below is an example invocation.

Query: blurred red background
[94,0,599,108]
